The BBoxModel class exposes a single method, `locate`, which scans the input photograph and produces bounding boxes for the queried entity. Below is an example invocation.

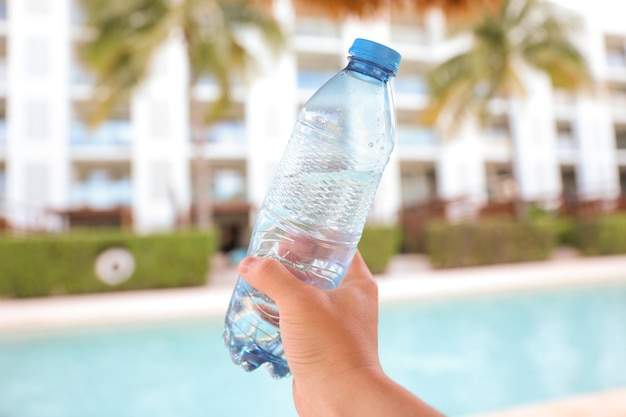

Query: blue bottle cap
[349,38,401,75]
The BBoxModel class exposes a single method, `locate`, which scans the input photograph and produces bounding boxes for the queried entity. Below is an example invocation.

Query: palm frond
[423,0,592,135]
[78,0,171,126]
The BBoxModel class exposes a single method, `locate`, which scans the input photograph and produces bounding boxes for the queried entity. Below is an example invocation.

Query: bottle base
[223,322,291,379]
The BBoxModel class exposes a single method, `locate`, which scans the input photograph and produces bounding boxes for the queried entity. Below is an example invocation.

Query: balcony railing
[70,177,132,208]
[397,126,438,147]
[70,121,132,147]
[200,121,246,144]
[394,75,428,96]
[297,70,336,90]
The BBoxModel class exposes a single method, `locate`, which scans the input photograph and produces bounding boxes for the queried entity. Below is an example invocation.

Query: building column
[508,69,561,206]
[575,97,620,200]
[6,0,70,230]
[437,118,486,220]
[131,30,190,233]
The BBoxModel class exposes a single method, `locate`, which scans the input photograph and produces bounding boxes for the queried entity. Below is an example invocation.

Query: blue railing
[200,121,246,144]
[397,126,438,147]
[70,121,132,147]
[70,175,132,208]
[394,75,428,95]
[297,70,336,90]
[213,171,246,202]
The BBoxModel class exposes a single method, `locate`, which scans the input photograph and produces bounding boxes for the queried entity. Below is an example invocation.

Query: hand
[238,251,445,417]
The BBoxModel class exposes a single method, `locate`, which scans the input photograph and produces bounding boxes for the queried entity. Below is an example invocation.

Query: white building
[0,0,625,244]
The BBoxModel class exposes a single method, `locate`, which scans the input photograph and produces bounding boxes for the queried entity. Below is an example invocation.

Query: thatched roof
[289,0,502,20]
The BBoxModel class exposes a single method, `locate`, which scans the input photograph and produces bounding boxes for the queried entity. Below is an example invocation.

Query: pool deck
[468,388,626,417]
[0,249,625,417]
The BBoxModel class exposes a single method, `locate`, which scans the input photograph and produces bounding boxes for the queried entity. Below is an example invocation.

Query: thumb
[238,256,310,305]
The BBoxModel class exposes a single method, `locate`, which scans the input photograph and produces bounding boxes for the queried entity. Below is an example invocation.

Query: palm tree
[421,0,592,219]
[77,0,284,229]
[76,0,501,230]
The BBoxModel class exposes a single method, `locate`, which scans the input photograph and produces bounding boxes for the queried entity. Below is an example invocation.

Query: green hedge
[576,214,626,256]
[0,230,217,298]
[358,226,401,274]
[426,219,556,269]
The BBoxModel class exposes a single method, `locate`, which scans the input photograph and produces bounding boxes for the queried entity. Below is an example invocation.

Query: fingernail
[239,256,255,274]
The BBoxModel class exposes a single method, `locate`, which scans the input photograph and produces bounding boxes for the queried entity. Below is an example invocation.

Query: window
[71,162,132,208]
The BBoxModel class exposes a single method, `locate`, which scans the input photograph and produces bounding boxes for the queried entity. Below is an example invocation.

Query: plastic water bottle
[223,38,401,378]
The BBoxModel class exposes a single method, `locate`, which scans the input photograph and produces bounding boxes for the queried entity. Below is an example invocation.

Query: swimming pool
[0,283,625,417]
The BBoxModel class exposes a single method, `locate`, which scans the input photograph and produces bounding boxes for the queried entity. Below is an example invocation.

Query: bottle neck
[346,57,395,82]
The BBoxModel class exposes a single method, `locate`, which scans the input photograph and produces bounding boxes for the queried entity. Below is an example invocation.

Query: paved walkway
[1,250,625,417]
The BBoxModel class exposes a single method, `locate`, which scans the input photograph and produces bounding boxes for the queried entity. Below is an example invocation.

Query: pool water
[0,283,625,417]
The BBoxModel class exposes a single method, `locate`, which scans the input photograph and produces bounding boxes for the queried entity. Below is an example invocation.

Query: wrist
[295,366,444,417]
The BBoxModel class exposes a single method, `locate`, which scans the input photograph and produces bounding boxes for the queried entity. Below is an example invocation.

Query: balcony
[199,121,246,144]
[196,121,247,159]
[70,169,132,209]
[397,126,438,147]
[394,74,428,96]
[70,121,132,148]
[297,70,336,90]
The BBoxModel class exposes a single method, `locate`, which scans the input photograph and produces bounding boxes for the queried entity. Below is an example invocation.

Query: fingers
[339,250,378,300]
[238,250,376,302]
[342,250,374,284]
[238,256,310,304]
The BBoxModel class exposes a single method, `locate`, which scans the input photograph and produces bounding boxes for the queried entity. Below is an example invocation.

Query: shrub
[0,230,217,298]
[358,226,401,274]
[528,206,577,246]
[426,219,555,269]
[576,214,626,256]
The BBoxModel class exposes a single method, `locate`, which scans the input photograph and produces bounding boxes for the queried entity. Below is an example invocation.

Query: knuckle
[253,256,281,277]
